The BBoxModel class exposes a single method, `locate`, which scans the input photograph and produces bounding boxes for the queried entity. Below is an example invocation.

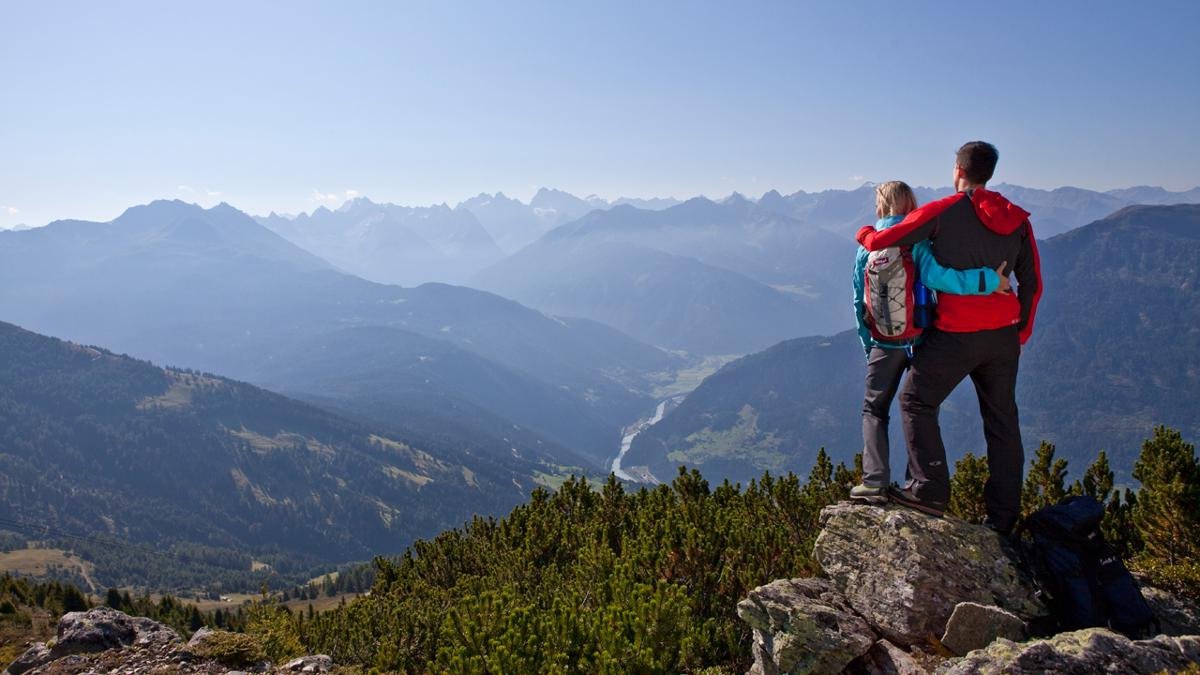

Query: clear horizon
[2,1,1198,228]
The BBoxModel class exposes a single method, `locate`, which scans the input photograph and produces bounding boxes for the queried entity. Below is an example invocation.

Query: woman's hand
[994,261,1011,294]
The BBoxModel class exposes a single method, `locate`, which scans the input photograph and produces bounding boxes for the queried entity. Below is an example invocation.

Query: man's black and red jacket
[855,187,1043,344]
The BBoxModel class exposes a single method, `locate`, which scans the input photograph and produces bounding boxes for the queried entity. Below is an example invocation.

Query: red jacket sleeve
[856,193,965,251]
[1015,221,1042,345]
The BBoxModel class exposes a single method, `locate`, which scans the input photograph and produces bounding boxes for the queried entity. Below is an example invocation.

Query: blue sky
[2,1,1198,227]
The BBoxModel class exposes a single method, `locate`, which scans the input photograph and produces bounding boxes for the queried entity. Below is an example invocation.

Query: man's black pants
[899,326,1024,529]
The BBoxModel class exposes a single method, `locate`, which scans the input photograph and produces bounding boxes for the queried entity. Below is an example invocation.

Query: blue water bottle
[914,280,933,329]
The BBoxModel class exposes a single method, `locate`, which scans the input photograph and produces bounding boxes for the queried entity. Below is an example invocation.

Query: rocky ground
[3,607,336,675]
[737,502,1200,674]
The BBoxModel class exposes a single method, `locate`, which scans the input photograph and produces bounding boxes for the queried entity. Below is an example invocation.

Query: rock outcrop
[736,578,875,674]
[3,643,49,675]
[1142,586,1200,636]
[939,627,1200,674]
[53,605,180,656]
[813,503,1043,646]
[738,502,1200,675]
[3,607,334,675]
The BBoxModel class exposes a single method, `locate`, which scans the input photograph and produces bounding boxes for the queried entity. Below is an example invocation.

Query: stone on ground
[737,577,876,675]
[937,627,1200,674]
[939,602,1026,656]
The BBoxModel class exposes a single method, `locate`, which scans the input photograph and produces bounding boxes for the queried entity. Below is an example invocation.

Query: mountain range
[0,199,682,471]
[471,197,851,353]
[625,203,1200,484]
[75,182,1196,360]
[456,187,682,253]
[256,198,503,287]
[746,182,1200,239]
[466,183,1199,354]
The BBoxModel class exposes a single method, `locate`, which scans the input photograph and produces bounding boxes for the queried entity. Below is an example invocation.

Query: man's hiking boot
[887,486,946,517]
[982,516,1015,538]
[849,484,888,504]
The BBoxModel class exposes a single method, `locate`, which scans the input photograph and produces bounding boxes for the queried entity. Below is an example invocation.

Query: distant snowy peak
[254,197,503,286]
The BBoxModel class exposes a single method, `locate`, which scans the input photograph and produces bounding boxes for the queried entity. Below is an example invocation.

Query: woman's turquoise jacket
[852,215,1000,354]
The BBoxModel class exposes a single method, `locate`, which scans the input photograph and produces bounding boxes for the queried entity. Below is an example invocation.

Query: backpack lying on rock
[1015,495,1159,638]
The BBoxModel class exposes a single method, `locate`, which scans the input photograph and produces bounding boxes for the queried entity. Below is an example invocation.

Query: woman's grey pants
[861,346,911,487]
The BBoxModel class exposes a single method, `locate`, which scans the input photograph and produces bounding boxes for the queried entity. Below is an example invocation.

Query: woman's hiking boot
[887,486,946,517]
[849,483,888,504]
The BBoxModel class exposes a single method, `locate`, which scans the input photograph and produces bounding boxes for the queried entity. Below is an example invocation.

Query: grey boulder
[937,627,1200,674]
[813,503,1045,646]
[3,642,50,675]
[939,602,1026,656]
[281,654,334,672]
[856,638,929,675]
[51,606,178,658]
[1141,586,1200,636]
[737,577,876,675]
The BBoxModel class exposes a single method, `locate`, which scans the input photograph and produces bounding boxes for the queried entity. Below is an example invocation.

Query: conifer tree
[1131,426,1200,567]
[61,585,88,613]
[1105,488,1141,558]
[802,448,838,507]
[105,587,123,609]
[1068,451,1135,555]
[948,452,988,523]
[1021,441,1068,517]
[1074,450,1114,504]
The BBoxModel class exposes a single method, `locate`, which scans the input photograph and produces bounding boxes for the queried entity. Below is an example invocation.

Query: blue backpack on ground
[1015,495,1158,638]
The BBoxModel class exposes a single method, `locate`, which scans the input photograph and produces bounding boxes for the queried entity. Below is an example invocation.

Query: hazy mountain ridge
[253,189,686,285]
[244,181,1196,317]
[256,197,503,287]
[470,182,1198,355]
[472,197,850,353]
[625,203,1200,483]
[457,187,683,254]
[744,182,1200,238]
[0,200,682,471]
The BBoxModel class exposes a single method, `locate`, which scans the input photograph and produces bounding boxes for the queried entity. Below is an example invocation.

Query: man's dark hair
[956,141,999,185]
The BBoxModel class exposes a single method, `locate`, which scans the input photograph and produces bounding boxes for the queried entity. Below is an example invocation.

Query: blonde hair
[875,181,918,218]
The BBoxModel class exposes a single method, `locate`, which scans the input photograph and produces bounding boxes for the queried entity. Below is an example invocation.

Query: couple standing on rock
[849,141,1043,534]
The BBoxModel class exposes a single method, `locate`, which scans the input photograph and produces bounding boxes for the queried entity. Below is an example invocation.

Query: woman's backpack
[1015,495,1158,638]
[864,246,926,342]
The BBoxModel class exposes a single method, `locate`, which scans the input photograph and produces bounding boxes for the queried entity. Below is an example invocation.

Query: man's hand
[994,261,1011,294]
[856,225,874,246]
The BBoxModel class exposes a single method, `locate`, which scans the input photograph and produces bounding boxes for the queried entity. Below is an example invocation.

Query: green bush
[246,601,304,664]
[188,630,266,667]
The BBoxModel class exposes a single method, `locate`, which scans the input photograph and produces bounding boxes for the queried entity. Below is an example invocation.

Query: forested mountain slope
[0,321,562,590]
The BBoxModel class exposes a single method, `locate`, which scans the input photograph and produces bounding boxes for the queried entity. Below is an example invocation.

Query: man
[856,141,1042,533]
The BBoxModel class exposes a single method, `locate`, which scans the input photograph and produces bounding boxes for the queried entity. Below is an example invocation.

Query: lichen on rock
[937,627,1200,674]
[812,503,1045,646]
[737,501,1200,674]
[737,577,876,674]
